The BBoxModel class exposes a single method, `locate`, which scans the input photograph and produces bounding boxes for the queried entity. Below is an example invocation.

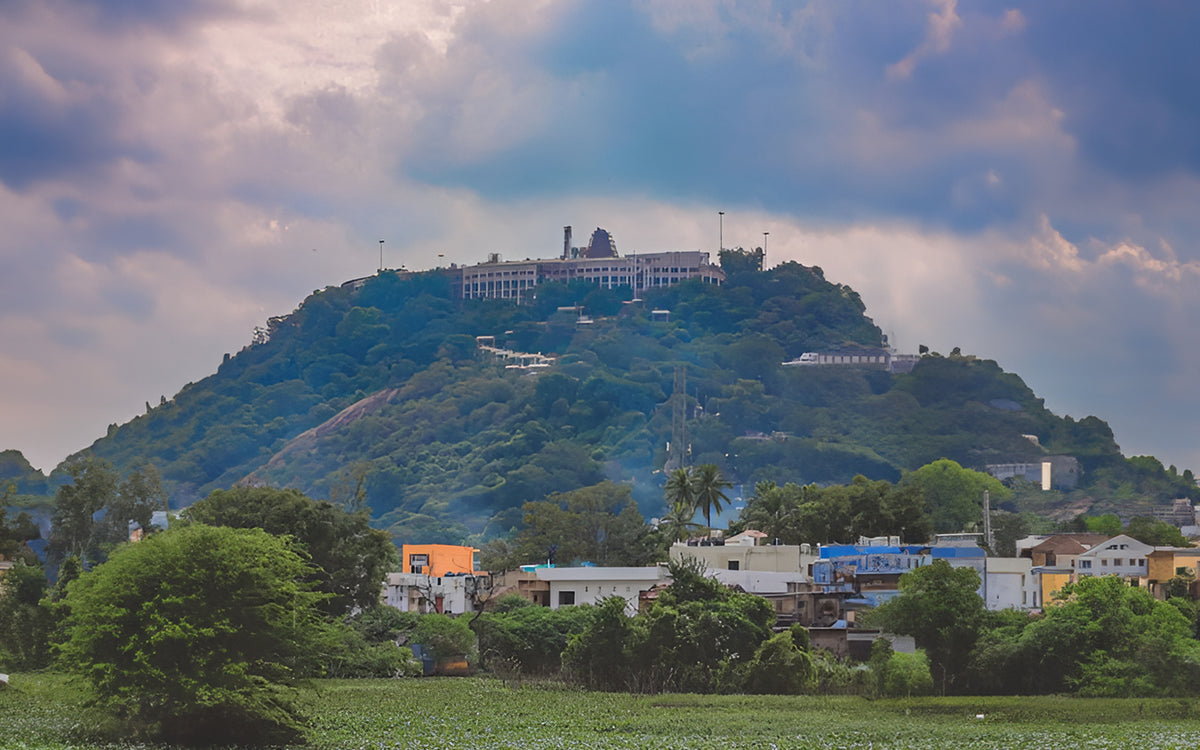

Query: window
[728,560,740,571]
[558,590,576,606]
[1101,559,1108,567]
[1079,560,1091,569]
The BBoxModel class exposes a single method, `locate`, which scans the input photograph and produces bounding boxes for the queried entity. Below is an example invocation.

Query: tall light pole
[718,211,725,254]
[378,240,384,272]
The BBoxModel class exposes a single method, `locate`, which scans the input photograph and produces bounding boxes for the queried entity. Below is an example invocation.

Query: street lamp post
[718,211,725,253]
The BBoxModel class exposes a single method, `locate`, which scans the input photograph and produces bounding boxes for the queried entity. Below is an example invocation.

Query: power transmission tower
[670,365,688,471]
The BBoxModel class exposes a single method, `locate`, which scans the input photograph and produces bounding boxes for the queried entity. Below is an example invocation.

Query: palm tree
[742,480,797,543]
[663,468,700,541]
[692,463,732,533]
[659,498,703,542]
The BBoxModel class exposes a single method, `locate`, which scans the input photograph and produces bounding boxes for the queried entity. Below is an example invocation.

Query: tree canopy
[868,559,986,693]
[57,524,329,744]
[183,486,396,615]
[513,481,663,567]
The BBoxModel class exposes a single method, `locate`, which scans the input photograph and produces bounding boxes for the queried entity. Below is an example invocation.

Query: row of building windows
[1077,558,1147,569]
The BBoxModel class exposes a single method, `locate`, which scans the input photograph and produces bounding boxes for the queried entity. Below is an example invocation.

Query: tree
[738,481,798,543]
[902,459,1010,534]
[49,457,118,563]
[0,500,40,562]
[0,561,53,670]
[882,651,934,697]
[745,629,815,694]
[663,468,696,522]
[91,465,164,554]
[868,560,985,694]
[692,463,732,532]
[1019,574,1200,696]
[1125,516,1189,547]
[515,481,661,567]
[411,612,477,667]
[184,487,396,615]
[57,525,329,744]
[1083,513,1123,536]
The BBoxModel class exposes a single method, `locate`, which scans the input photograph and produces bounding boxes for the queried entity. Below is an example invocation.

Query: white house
[534,566,669,615]
[983,556,1033,611]
[1074,534,1153,581]
[710,569,807,595]
[670,540,816,575]
[382,572,490,615]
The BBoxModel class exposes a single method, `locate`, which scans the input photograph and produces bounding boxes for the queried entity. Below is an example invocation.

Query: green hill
[23,260,1196,543]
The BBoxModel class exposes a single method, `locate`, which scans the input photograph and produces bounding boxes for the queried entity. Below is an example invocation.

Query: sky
[3,0,1200,477]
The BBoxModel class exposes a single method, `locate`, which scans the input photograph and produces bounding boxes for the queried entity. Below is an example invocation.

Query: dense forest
[2,256,1195,544]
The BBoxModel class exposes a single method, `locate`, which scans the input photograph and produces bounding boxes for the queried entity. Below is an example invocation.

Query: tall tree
[868,559,985,694]
[184,487,396,616]
[901,459,1010,534]
[515,481,661,566]
[663,468,696,519]
[49,457,118,564]
[692,463,731,532]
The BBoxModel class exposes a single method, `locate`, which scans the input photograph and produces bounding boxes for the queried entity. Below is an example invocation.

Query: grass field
[4,673,1200,749]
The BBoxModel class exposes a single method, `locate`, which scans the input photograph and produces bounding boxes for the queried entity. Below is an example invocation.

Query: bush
[883,651,934,697]
[477,604,595,675]
[57,525,328,745]
[0,562,53,670]
[411,613,477,667]
[744,630,815,694]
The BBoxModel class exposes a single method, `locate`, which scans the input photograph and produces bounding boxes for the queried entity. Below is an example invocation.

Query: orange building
[401,544,484,577]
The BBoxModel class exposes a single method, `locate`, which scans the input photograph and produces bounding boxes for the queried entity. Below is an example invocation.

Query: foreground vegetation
[5,673,1200,749]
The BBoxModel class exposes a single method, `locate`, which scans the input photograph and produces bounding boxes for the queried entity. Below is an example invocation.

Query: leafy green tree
[0,561,53,670]
[663,468,696,518]
[0,500,40,562]
[90,465,164,555]
[515,481,662,566]
[635,556,774,693]
[562,596,638,691]
[57,525,329,744]
[901,459,1010,534]
[1125,516,1189,547]
[476,603,596,675]
[1083,513,1123,536]
[49,457,118,563]
[882,651,934,697]
[744,629,815,694]
[184,486,396,615]
[410,613,477,667]
[738,480,797,543]
[989,511,1031,557]
[868,560,985,694]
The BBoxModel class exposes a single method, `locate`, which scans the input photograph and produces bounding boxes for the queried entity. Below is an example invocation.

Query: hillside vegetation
[6,261,1195,543]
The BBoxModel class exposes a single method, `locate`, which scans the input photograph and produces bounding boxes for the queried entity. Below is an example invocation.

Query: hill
[15,260,1197,543]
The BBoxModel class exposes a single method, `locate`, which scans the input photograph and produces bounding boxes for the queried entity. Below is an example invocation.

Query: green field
[5,674,1200,749]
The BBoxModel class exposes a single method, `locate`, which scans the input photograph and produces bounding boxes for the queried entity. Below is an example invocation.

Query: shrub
[883,651,934,697]
[57,525,328,745]
[744,630,815,694]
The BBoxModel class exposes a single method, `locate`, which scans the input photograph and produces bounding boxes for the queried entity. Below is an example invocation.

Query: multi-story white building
[460,227,724,301]
[382,572,490,616]
[534,566,669,615]
[1074,534,1153,581]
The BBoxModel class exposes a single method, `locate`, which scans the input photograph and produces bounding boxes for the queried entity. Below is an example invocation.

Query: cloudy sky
[3,0,1199,477]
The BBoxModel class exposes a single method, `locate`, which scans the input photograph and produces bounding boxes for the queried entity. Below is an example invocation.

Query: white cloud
[886,0,961,80]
